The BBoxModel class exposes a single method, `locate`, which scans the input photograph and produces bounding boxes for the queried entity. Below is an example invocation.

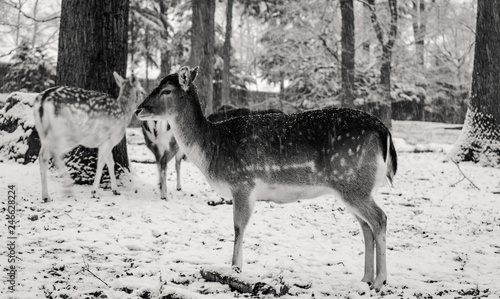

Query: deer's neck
[167,89,211,172]
[119,96,139,125]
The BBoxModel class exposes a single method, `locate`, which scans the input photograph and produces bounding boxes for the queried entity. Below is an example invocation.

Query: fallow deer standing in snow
[135,66,397,291]
[33,72,144,202]
[142,107,283,200]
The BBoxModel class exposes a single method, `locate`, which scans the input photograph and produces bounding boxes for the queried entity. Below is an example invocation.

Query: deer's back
[38,86,127,119]
[204,108,391,189]
[35,86,129,149]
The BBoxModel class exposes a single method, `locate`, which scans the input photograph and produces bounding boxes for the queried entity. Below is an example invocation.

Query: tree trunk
[32,0,40,47]
[221,0,234,107]
[159,0,171,79]
[447,0,500,167]
[189,0,216,115]
[362,2,372,64]
[340,0,355,108]
[412,0,425,67]
[367,0,398,130]
[56,0,129,184]
[160,50,171,79]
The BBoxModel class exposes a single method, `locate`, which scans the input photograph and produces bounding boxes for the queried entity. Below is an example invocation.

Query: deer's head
[113,72,145,108]
[135,66,199,121]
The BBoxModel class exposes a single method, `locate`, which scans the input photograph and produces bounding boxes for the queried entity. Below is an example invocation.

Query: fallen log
[200,267,289,297]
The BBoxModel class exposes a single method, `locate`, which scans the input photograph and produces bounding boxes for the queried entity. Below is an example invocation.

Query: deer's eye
[162,90,171,95]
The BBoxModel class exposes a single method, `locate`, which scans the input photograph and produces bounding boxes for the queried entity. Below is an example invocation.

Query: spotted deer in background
[142,120,185,200]
[33,72,144,202]
[135,66,397,291]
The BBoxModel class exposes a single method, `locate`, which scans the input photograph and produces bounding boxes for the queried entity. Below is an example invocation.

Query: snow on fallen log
[200,266,290,297]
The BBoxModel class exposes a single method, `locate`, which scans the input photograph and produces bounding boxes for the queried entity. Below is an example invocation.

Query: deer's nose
[135,108,142,116]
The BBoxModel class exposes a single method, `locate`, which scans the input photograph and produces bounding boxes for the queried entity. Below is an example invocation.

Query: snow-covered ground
[1,125,499,298]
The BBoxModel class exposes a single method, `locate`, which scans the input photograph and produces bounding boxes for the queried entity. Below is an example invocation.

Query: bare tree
[361,1,373,64]
[221,0,234,107]
[447,0,500,167]
[158,0,171,78]
[189,0,216,115]
[340,0,355,108]
[412,0,426,67]
[56,0,130,184]
[367,0,398,129]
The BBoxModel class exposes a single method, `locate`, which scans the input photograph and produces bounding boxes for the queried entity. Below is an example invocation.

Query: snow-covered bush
[0,92,40,163]
[0,42,55,93]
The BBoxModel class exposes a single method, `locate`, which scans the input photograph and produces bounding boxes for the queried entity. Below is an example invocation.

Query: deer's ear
[113,71,125,87]
[190,66,199,83]
[129,72,138,86]
[178,66,191,92]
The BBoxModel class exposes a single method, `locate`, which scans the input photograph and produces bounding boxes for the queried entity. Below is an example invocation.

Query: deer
[135,66,397,292]
[142,120,185,200]
[142,107,283,200]
[33,72,144,202]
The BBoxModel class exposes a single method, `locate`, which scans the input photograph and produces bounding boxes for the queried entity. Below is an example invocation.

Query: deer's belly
[205,177,336,203]
[252,179,337,203]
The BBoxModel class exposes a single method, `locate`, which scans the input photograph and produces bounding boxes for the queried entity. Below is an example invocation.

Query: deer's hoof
[231,266,242,274]
[361,276,373,286]
[370,279,386,292]
[42,196,52,203]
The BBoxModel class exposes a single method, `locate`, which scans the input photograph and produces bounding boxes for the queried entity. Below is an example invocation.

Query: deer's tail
[384,133,398,186]
[34,89,52,139]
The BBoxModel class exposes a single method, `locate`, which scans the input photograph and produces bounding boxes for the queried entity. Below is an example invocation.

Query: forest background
[0,0,477,125]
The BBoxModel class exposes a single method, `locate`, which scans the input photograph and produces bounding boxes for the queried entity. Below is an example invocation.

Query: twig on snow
[450,159,480,190]
[53,213,73,219]
[82,257,110,288]
[159,271,165,295]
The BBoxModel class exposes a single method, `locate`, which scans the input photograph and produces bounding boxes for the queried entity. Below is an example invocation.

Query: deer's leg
[105,151,119,195]
[345,195,387,292]
[52,149,74,198]
[91,149,107,197]
[38,145,51,202]
[231,186,255,272]
[355,215,375,285]
[175,153,183,191]
[51,151,71,187]
[159,153,168,200]
[371,202,387,292]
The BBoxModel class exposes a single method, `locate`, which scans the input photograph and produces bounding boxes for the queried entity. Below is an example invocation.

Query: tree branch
[0,47,18,59]
[19,9,60,23]
[450,159,480,190]
[318,34,339,62]
[82,257,110,288]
